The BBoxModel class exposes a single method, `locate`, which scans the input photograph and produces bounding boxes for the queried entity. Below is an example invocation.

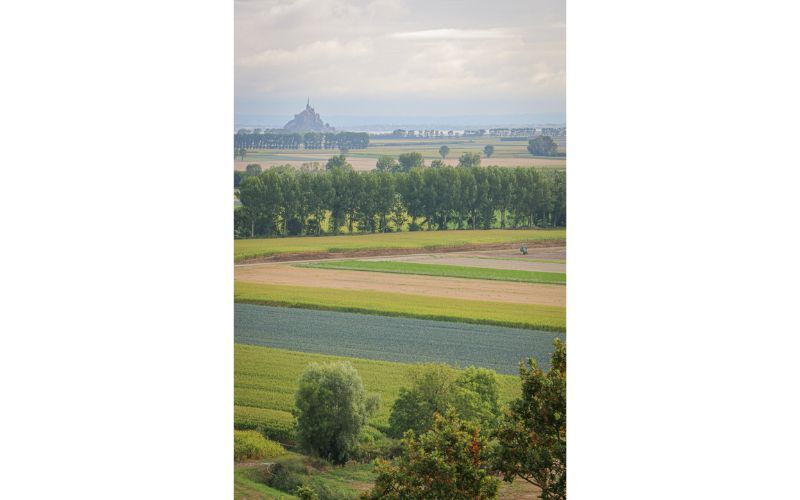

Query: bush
[234,430,285,462]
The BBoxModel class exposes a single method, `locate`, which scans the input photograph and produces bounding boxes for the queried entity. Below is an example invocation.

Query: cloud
[388,28,513,40]
[235,0,565,118]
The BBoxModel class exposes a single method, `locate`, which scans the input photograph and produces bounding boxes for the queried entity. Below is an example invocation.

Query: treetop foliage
[234,162,566,238]
[527,136,559,156]
[388,364,499,438]
[293,361,379,464]
[492,339,566,500]
[365,411,500,500]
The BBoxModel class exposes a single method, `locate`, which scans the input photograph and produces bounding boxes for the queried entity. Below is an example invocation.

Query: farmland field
[234,228,566,262]
[234,281,566,331]
[298,259,566,285]
[235,262,565,306]
[234,343,522,440]
[235,304,563,374]
[234,135,566,172]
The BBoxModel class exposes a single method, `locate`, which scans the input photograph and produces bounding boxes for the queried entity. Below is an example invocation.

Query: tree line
[234,130,370,151]
[234,161,566,238]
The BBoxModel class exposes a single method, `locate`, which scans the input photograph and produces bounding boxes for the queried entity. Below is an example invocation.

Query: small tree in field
[483,145,494,158]
[294,362,379,464]
[439,145,450,159]
[237,147,247,161]
[527,136,558,156]
[493,340,566,500]
[365,411,500,499]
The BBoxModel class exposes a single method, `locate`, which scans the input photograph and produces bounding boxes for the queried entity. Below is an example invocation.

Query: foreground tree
[365,411,500,499]
[438,145,450,159]
[527,136,558,156]
[245,163,262,176]
[293,362,379,464]
[483,145,494,158]
[493,340,566,500]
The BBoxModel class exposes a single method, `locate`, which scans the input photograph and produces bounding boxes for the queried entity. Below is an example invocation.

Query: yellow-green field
[234,228,566,261]
[234,344,521,442]
[234,281,566,332]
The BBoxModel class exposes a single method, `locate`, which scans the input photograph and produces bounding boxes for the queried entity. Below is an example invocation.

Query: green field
[234,281,566,332]
[234,344,520,442]
[234,228,566,261]
[298,260,566,285]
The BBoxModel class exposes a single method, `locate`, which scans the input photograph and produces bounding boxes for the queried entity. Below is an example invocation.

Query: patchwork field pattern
[234,343,522,442]
[235,304,563,374]
[234,281,566,331]
[298,259,566,285]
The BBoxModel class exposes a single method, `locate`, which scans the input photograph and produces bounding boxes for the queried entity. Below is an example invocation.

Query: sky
[235,0,565,128]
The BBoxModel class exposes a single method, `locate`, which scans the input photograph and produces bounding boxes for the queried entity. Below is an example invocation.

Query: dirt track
[235,262,566,307]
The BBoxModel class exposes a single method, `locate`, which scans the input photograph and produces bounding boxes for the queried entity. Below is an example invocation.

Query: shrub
[234,430,286,462]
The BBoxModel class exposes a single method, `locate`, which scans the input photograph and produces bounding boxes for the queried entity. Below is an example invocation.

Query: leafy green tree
[376,155,399,173]
[237,147,247,161]
[245,163,262,176]
[397,152,425,172]
[527,136,558,156]
[429,159,446,168]
[493,340,566,500]
[325,154,352,171]
[293,362,379,464]
[483,145,494,158]
[457,152,481,168]
[438,145,450,159]
[366,411,500,499]
[388,364,499,438]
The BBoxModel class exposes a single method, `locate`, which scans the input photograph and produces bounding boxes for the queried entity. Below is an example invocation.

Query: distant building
[283,99,336,132]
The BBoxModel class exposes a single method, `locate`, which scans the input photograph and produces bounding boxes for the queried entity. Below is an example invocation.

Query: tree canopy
[293,362,379,464]
[439,145,450,159]
[388,364,499,438]
[366,411,500,500]
[493,340,566,500]
[527,136,559,156]
[483,145,495,158]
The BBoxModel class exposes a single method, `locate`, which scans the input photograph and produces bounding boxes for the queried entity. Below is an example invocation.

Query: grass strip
[234,281,566,332]
[297,260,566,285]
[235,228,565,261]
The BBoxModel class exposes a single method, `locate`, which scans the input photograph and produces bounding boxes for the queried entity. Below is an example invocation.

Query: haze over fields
[235,0,565,129]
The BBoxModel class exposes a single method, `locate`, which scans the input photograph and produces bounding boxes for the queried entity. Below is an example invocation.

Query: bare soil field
[234,262,566,307]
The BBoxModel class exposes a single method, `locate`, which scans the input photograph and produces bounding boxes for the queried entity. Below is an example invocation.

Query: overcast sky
[235,0,565,126]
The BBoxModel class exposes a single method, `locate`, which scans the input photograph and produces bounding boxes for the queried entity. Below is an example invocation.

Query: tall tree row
[235,165,565,238]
